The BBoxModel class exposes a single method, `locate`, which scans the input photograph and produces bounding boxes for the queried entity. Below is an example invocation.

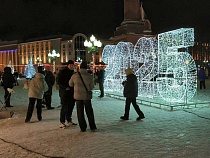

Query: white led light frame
[102,28,197,103]
[157,28,197,102]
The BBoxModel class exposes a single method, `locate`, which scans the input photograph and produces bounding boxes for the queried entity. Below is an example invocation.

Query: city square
[0,79,210,158]
[0,0,210,157]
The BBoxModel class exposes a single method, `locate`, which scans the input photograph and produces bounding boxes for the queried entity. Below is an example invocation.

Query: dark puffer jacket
[56,67,74,93]
[2,67,15,89]
[123,74,138,98]
[44,70,55,95]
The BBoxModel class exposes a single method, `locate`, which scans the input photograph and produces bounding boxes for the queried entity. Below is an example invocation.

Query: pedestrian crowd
[1,60,146,132]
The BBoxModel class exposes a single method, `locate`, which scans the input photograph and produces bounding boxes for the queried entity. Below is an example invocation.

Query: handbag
[0,100,14,119]
[78,72,92,98]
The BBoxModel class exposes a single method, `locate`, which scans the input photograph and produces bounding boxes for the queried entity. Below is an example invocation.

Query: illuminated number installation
[102,42,134,92]
[102,28,196,103]
[157,28,197,102]
[133,37,158,98]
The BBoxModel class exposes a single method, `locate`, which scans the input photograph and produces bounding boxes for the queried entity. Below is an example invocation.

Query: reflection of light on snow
[102,28,197,103]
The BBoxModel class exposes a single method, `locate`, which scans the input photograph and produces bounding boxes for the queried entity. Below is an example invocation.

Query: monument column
[124,0,140,22]
[111,0,153,45]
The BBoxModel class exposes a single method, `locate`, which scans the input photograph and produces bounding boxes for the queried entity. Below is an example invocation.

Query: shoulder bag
[78,72,92,98]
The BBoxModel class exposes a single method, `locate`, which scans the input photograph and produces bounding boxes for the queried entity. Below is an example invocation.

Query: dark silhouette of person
[198,67,206,89]
[13,69,19,86]
[120,68,145,121]
[57,60,77,128]
[2,67,15,107]
[44,68,55,109]
[96,67,105,98]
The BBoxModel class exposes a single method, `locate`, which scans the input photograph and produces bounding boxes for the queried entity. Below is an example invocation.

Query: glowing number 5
[157,28,197,102]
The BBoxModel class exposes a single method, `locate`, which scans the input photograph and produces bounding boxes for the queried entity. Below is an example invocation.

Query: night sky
[0,0,210,42]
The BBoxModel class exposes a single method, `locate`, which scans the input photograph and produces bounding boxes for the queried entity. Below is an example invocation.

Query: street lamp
[84,35,102,66]
[76,57,83,65]
[35,57,42,66]
[48,50,60,72]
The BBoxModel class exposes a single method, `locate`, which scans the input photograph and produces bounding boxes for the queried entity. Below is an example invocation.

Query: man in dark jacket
[120,68,145,120]
[96,67,105,98]
[44,69,55,109]
[2,67,15,107]
[57,60,77,128]
[198,67,206,89]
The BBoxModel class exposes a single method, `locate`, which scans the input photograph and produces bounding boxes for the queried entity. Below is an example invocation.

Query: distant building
[0,33,103,75]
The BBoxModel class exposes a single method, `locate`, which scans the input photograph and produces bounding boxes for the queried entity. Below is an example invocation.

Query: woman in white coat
[25,66,48,123]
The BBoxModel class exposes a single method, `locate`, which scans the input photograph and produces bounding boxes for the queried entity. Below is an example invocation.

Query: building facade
[0,33,103,75]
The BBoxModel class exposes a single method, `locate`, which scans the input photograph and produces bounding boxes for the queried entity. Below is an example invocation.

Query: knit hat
[67,60,74,65]
[45,65,50,71]
[125,68,133,75]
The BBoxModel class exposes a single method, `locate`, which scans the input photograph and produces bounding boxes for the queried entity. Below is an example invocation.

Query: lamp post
[84,35,102,67]
[48,50,60,73]
[35,57,42,66]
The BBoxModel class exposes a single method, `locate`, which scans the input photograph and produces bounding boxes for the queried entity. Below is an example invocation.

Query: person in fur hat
[120,68,145,121]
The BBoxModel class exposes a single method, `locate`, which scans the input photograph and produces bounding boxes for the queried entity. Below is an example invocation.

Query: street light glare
[90,35,95,42]
[84,40,88,47]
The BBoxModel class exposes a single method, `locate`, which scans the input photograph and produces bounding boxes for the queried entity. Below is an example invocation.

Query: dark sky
[0,0,210,42]
[143,0,210,42]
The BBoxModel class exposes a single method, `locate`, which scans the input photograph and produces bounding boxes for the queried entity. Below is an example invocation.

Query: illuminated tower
[110,0,153,45]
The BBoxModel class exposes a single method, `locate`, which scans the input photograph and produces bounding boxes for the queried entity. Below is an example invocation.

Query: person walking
[44,68,55,109]
[199,67,206,89]
[69,61,97,132]
[13,69,19,86]
[2,67,15,107]
[120,68,145,121]
[96,66,105,98]
[56,60,77,128]
[25,66,48,123]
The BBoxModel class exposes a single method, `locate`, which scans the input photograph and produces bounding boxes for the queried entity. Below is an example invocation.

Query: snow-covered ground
[0,79,210,158]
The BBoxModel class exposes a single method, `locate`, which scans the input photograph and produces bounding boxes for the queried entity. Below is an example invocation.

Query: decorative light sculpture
[24,60,36,79]
[133,37,158,98]
[48,50,60,72]
[157,28,196,102]
[103,42,134,92]
[101,45,116,91]
[102,28,196,103]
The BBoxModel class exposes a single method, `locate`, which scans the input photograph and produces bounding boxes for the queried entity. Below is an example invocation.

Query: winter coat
[2,67,15,89]
[198,69,206,81]
[123,74,138,98]
[56,67,74,93]
[44,70,55,95]
[96,69,105,83]
[69,69,94,100]
[28,73,48,99]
